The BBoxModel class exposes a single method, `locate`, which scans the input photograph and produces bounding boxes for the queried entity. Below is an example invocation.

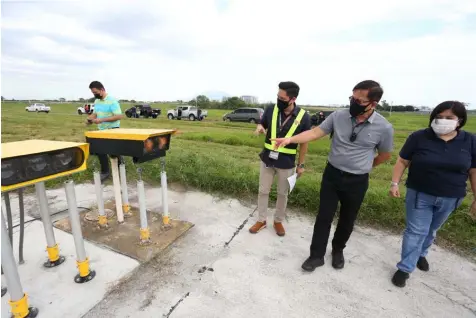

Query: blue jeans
[397,188,463,273]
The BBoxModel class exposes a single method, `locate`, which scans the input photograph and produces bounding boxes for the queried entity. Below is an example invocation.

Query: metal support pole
[110,157,124,223]
[160,157,170,226]
[119,160,132,218]
[2,210,39,317]
[18,188,25,264]
[35,182,65,268]
[137,168,150,244]
[4,192,14,245]
[64,180,96,284]
[93,171,108,228]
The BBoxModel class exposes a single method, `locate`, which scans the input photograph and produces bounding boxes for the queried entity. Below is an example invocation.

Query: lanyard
[279,112,293,132]
[351,119,368,139]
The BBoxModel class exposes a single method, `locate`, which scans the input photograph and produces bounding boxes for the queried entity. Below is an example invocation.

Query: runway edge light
[1,140,90,192]
[84,128,176,164]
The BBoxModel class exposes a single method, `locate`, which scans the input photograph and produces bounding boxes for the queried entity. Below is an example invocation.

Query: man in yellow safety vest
[249,81,311,236]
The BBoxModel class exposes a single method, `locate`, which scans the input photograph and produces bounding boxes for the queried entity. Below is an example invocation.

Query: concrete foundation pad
[1,220,139,318]
[53,203,194,263]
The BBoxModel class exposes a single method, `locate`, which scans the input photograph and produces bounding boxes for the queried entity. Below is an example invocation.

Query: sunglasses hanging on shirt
[349,122,367,142]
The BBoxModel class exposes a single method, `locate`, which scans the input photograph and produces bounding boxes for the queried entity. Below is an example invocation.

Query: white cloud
[1,0,475,107]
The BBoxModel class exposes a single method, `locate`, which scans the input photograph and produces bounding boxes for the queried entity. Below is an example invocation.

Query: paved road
[80,186,476,318]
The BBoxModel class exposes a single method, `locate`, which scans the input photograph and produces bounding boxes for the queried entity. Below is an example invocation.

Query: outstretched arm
[271,112,334,148]
[289,126,326,144]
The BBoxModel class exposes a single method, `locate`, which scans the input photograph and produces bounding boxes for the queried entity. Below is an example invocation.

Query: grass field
[1,102,475,255]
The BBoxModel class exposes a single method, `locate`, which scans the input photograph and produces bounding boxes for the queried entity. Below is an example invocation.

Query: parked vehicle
[222,107,264,123]
[25,103,51,113]
[310,110,334,126]
[77,103,94,115]
[167,106,207,121]
[125,104,161,119]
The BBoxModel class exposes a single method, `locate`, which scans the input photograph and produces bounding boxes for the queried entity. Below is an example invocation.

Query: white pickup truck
[77,103,94,115]
[167,106,207,121]
[25,103,51,113]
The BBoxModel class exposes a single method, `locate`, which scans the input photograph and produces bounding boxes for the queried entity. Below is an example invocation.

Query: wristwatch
[390,181,399,187]
[297,163,305,169]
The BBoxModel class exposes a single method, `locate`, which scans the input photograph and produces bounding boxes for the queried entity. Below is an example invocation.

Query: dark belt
[326,161,368,177]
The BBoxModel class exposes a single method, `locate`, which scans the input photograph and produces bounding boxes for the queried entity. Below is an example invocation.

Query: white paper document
[287,173,298,193]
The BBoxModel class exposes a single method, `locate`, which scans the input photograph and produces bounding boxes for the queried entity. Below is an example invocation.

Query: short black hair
[429,101,467,130]
[89,81,105,90]
[353,80,383,102]
[278,81,300,99]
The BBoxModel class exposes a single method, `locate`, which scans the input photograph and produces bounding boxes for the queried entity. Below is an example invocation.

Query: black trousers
[95,127,122,174]
[97,154,124,174]
[97,154,110,174]
[310,163,369,258]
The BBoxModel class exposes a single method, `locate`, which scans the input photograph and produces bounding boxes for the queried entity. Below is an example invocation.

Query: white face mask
[431,118,458,135]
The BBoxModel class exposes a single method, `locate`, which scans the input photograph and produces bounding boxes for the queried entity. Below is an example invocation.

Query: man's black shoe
[416,256,429,272]
[301,257,324,272]
[391,270,410,288]
[331,250,345,269]
[100,173,110,182]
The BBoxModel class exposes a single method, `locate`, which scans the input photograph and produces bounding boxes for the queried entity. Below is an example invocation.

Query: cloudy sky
[1,0,476,107]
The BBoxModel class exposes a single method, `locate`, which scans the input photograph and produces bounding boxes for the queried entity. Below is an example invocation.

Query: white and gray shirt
[319,109,394,175]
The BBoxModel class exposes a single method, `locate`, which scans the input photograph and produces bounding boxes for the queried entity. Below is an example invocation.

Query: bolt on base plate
[23,307,39,318]
[43,255,66,268]
[139,239,152,246]
[97,223,109,230]
[74,269,96,284]
[162,224,172,231]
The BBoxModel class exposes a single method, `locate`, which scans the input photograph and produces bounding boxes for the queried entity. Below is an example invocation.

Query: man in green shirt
[86,81,123,181]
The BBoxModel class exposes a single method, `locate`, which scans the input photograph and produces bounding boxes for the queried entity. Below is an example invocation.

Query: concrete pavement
[2,183,475,317]
[86,184,476,318]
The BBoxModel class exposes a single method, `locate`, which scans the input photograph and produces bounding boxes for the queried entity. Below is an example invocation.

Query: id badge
[269,151,279,160]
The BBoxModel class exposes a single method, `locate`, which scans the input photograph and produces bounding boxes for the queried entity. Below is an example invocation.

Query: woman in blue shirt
[389,101,476,287]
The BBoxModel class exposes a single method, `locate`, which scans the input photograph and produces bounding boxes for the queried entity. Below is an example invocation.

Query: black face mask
[93,93,102,99]
[277,98,290,111]
[349,98,370,117]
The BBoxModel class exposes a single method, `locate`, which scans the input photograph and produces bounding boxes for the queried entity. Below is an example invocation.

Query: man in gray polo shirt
[272,80,393,271]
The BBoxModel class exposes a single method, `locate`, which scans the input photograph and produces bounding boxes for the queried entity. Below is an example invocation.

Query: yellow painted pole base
[98,215,108,228]
[162,216,172,230]
[123,204,133,218]
[44,244,65,268]
[139,227,150,244]
[77,258,90,277]
[74,258,96,284]
[9,293,31,318]
[46,244,60,262]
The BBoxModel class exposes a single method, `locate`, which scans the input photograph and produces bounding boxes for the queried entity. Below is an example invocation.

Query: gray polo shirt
[319,109,394,175]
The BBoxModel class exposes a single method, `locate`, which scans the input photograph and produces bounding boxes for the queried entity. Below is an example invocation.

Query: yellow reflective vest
[264,105,306,155]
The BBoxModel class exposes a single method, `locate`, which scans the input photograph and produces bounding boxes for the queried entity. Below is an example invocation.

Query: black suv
[125,104,161,119]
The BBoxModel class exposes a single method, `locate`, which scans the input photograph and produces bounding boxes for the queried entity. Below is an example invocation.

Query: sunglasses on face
[349,96,372,106]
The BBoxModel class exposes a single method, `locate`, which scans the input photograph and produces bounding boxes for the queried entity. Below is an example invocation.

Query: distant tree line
[1,95,469,112]
[374,100,420,112]
[188,95,275,110]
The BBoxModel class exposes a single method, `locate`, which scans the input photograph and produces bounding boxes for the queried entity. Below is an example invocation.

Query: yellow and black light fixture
[84,128,176,163]
[1,139,91,317]
[84,128,176,231]
[1,140,89,192]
